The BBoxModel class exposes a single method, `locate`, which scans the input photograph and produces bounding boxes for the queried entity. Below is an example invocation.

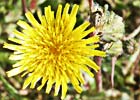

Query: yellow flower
[3,3,105,99]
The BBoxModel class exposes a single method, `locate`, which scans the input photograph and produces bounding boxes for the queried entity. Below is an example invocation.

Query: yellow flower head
[4,3,105,99]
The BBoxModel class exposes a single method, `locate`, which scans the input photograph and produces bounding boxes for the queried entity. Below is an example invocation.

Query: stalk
[88,0,93,11]
[88,0,103,92]
[94,56,103,92]
[21,0,27,15]
[111,56,117,88]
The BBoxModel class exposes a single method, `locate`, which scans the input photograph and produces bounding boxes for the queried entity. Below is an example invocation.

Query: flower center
[49,43,64,55]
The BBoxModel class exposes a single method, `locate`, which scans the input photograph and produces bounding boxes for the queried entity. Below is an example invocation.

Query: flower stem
[111,56,117,88]
[88,0,94,11]
[21,0,27,15]
[88,0,103,92]
[94,56,103,92]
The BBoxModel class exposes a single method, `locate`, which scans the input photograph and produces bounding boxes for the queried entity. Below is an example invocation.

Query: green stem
[0,75,21,99]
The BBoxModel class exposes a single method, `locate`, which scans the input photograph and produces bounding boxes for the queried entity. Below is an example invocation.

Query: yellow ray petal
[71,22,90,39]
[56,4,62,21]
[70,4,79,18]
[37,76,48,91]
[54,80,61,96]
[17,20,32,30]
[54,67,61,96]
[82,57,100,72]
[45,6,52,25]
[61,79,68,100]
[81,65,94,77]
[73,84,83,93]
[90,50,106,57]
[37,10,47,27]
[3,43,20,51]
[62,3,70,21]
[6,67,23,77]
[30,75,41,88]
[80,27,95,39]
[21,71,29,77]
[46,77,54,94]
[23,75,34,89]
[8,37,24,44]
[75,72,85,85]
[25,12,40,27]
[67,70,79,86]
[83,35,99,44]
[9,54,24,60]
[13,29,26,39]
[87,44,99,49]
